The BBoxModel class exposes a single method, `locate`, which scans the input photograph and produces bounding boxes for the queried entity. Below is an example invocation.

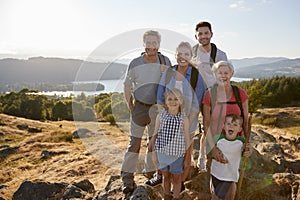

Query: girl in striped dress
[148,88,191,200]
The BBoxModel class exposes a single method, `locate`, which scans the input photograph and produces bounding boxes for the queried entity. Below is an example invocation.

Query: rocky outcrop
[0,145,20,162]
[16,124,42,133]
[72,128,94,138]
[12,179,95,200]
[10,127,300,200]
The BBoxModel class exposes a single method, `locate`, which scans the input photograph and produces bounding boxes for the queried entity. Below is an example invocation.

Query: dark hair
[225,114,243,126]
[195,21,212,32]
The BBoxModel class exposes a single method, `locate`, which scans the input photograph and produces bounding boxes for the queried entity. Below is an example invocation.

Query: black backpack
[210,83,244,121]
[165,65,199,91]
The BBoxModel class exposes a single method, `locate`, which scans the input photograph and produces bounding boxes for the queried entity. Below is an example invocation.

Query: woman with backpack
[199,60,251,199]
[151,41,206,192]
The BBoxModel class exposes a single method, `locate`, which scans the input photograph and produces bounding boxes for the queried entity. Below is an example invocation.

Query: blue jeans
[157,152,184,174]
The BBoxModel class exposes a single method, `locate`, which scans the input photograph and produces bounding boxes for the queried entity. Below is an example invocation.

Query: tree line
[0,76,299,122]
[235,76,300,112]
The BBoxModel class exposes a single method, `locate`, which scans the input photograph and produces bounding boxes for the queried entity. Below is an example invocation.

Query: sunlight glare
[5,0,92,56]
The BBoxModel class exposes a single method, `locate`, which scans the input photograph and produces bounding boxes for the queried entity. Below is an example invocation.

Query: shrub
[104,114,116,125]
[262,117,277,127]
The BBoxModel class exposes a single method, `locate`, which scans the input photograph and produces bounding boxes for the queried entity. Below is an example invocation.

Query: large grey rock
[130,185,149,200]
[256,129,277,142]
[12,181,67,200]
[73,179,95,193]
[13,179,95,200]
[72,128,93,138]
[63,185,83,199]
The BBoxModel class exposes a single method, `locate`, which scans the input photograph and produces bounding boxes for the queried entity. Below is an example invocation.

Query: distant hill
[0,57,127,84]
[234,58,300,78]
[0,56,299,88]
[231,57,288,69]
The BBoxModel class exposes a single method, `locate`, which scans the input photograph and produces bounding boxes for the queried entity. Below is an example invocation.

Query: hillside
[231,57,288,69]
[0,56,299,88]
[0,107,300,199]
[0,57,127,84]
[0,114,127,199]
[234,58,300,78]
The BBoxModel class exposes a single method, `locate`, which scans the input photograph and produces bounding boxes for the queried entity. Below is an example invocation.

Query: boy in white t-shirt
[210,114,251,200]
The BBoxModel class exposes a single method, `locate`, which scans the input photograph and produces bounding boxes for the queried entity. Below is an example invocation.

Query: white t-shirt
[196,49,216,88]
[175,80,183,93]
[193,44,228,89]
[211,134,245,182]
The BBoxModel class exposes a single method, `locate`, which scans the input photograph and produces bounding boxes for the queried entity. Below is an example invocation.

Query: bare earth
[0,107,299,199]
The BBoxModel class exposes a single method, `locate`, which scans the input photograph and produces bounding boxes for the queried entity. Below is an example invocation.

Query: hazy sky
[0,0,299,60]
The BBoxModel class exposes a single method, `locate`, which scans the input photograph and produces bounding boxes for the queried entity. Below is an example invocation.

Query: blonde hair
[175,42,196,67]
[164,88,184,113]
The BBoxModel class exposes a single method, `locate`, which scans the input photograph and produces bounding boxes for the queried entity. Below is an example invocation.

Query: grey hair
[143,30,161,43]
[212,60,234,75]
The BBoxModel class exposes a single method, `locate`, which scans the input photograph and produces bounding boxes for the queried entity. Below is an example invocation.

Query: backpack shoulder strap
[192,44,199,57]
[190,67,199,90]
[141,52,166,65]
[165,66,174,86]
[158,52,166,65]
[210,43,217,66]
[231,85,244,120]
[210,83,218,111]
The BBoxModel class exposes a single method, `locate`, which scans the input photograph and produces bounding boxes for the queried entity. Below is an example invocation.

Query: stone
[12,181,67,200]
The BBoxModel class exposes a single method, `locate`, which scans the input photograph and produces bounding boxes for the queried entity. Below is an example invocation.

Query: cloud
[229,0,252,12]
[257,0,272,5]
[229,3,238,8]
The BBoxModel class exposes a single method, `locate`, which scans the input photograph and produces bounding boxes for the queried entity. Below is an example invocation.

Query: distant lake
[37,77,252,97]
[37,79,123,97]
[231,77,253,82]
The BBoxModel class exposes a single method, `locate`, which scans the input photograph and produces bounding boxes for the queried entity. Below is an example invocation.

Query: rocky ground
[0,107,299,199]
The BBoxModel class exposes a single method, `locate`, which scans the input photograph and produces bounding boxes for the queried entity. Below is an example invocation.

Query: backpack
[165,65,199,90]
[193,43,217,67]
[140,52,167,65]
[210,83,244,121]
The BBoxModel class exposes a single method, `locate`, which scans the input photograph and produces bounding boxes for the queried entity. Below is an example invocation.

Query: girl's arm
[183,116,191,150]
[148,115,160,152]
